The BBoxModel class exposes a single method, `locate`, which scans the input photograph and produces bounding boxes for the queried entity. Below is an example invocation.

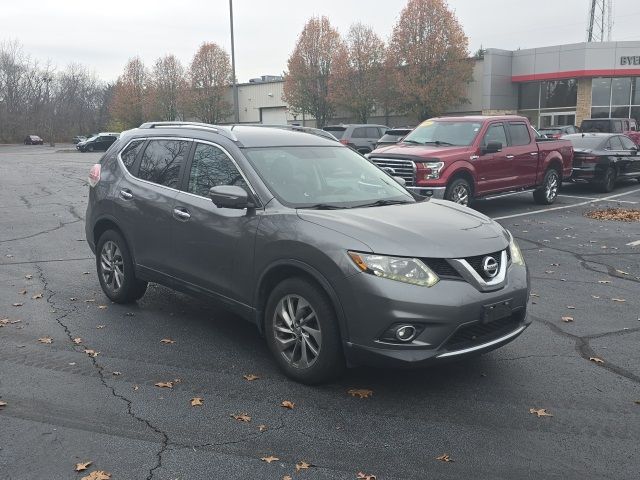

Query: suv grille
[464,251,504,280]
[423,258,462,279]
[370,158,415,186]
[443,309,525,351]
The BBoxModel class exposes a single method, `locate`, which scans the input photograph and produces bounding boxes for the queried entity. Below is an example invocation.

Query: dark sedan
[565,133,640,192]
[24,135,44,145]
[77,134,118,152]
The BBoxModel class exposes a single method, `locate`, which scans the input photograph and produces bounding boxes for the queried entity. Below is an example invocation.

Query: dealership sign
[621,56,640,65]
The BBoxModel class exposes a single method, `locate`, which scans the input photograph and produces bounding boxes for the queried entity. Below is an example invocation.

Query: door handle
[173,208,191,220]
[506,155,514,159]
[119,189,133,200]
[530,152,538,156]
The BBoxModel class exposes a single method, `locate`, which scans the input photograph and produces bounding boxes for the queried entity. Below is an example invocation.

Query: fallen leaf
[160,338,175,344]
[96,325,105,329]
[74,461,92,472]
[634,400,640,405]
[616,269,630,275]
[32,293,43,299]
[133,385,139,391]
[125,312,135,317]
[70,297,77,301]
[566,306,576,310]
[529,408,553,417]
[98,305,107,310]
[436,454,454,462]
[243,373,260,381]
[283,476,292,480]
[296,461,311,472]
[0,401,7,408]
[85,299,96,303]
[561,316,574,323]
[82,272,90,275]
[612,298,626,303]
[10,319,21,324]
[591,295,600,299]
[544,270,554,274]
[73,337,83,344]
[84,349,99,357]
[281,400,295,409]
[12,303,23,307]
[25,274,33,279]
[585,208,640,222]
[258,424,268,432]
[529,293,539,297]
[590,357,604,364]
[38,337,53,344]
[261,455,279,463]
[356,473,377,480]
[80,471,111,480]
[231,412,251,422]
[190,397,204,406]
[347,388,373,399]
[112,371,121,376]
[598,280,611,284]
[19,289,27,295]
[155,381,174,389]
[173,378,182,384]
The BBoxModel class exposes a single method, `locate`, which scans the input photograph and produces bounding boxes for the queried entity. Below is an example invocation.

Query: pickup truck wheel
[444,178,472,206]
[596,166,617,193]
[264,277,345,384]
[533,169,560,205]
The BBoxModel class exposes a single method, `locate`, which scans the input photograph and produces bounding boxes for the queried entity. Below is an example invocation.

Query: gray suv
[85,122,530,384]
[322,124,389,154]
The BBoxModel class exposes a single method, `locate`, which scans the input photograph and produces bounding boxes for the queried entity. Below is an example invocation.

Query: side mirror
[209,185,252,209]
[393,176,406,187]
[481,141,502,154]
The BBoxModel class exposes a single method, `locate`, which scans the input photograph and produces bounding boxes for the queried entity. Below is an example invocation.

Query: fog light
[395,325,417,342]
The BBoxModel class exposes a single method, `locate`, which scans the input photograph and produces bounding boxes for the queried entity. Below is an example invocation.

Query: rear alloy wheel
[87,145,94,152]
[533,169,560,205]
[444,178,472,206]
[96,230,147,303]
[265,277,344,384]
[597,166,617,193]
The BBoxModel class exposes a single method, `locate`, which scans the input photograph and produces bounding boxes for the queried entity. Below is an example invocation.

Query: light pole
[42,74,55,146]
[229,0,240,123]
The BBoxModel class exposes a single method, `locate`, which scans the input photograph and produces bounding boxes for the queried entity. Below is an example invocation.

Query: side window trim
[181,140,260,203]
[118,138,148,177]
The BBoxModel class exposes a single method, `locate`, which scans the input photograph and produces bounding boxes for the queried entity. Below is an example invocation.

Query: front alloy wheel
[445,178,472,206]
[273,294,322,369]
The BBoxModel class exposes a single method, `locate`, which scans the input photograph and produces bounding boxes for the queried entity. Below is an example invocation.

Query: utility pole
[229,0,239,123]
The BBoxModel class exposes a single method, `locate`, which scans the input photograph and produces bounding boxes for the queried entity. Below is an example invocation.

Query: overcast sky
[2,0,640,83]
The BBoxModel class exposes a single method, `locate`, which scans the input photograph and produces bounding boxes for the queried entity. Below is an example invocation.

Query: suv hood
[371,143,473,160]
[298,200,509,258]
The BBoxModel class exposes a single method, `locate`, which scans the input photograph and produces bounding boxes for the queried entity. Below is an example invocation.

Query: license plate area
[482,299,512,324]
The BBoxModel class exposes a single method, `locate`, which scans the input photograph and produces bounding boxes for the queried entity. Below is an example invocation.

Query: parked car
[368,116,573,206]
[24,135,44,145]
[538,125,580,138]
[77,133,119,152]
[374,127,413,149]
[580,118,640,146]
[322,124,389,154]
[73,135,87,144]
[566,133,640,192]
[85,121,530,384]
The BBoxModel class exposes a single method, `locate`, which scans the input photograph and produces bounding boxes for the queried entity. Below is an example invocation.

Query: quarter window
[187,143,247,197]
[120,140,144,171]
[138,139,191,188]
[508,123,531,146]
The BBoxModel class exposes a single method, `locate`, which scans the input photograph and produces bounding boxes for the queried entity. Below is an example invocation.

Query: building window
[591,78,612,106]
[611,77,632,106]
[592,76,640,122]
[541,80,577,108]
[519,82,540,109]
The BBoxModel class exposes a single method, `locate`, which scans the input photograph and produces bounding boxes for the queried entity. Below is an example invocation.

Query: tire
[596,166,616,193]
[87,145,94,152]
[264,277,345,384]
[533,169,560,205]
[96,229,147,303]
[444,178,472,206]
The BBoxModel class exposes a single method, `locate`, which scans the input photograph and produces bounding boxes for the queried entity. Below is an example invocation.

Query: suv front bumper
[407,186,446,199]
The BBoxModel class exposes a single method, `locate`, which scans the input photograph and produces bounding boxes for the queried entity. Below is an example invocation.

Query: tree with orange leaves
[109,57,150,129]
[188,42,232,124]
[388,0,473,122]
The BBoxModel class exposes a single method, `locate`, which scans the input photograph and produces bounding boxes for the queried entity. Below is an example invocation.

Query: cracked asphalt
[1,144,639,480]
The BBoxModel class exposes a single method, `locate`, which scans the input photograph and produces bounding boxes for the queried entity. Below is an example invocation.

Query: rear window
[322,127,345,139]
[352,127,367,138]
[581,120,611,133]
[539,129,562,135]
[567,135,606,149]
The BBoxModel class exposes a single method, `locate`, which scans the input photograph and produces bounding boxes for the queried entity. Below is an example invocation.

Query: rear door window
[606,136,624,150]
[138,139,191,188]
[508,122,531,146]
[187,143,247,197]
[366,127,381,138]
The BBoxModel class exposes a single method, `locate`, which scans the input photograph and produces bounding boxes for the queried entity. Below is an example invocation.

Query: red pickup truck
[369,115,573,205]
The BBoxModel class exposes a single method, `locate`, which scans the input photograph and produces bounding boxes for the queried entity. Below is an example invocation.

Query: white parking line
[558,194,598,200]
[493,187,640,220]
[627,240,640,247]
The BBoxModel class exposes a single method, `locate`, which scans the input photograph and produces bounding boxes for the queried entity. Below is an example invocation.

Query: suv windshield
[402,120,482,146]
[243,146,415,208]
[322,127,346,140]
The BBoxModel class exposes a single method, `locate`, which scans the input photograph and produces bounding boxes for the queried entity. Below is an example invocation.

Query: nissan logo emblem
[482,256,499,278]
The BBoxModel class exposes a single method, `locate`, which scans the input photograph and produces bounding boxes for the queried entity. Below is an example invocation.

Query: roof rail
[138,121,238,141]
[238,124,339,142]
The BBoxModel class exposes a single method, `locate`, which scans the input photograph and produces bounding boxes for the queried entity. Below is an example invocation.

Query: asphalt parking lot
[0,144,639,480]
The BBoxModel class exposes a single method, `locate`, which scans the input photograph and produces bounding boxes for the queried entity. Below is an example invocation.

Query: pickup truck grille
[370,158,415,186]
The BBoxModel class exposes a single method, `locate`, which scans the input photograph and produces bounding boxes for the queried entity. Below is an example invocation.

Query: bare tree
[150,54,187,121]
[388,0,473,121]
[187,42,232,124]
[283,16,343,128]
[109,57,149,129]
[330,23,385,124]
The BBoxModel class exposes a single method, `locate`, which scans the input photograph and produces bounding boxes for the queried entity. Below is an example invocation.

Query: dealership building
[228,40,640,128]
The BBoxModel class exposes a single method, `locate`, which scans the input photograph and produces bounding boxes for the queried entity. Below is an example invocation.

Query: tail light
[88,164,101,187]
[580,155,598,164]
[415,161,445,185]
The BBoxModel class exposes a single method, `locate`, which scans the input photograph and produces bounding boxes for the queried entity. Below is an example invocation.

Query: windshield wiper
[355,199,412,208]
[402,139,423,144]
[424,140,455,146]
[300,203,348,210]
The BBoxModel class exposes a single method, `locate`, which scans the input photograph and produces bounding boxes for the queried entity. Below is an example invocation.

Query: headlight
[508,234,525,266]
[417,161,445,180]
[348,252,439,287]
